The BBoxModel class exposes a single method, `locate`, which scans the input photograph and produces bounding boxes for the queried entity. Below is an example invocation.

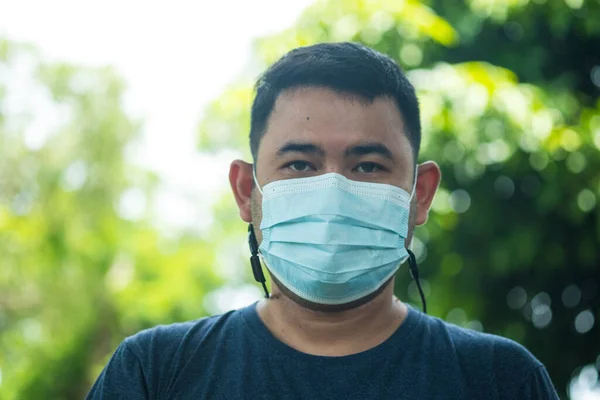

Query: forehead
[257,87,412,162]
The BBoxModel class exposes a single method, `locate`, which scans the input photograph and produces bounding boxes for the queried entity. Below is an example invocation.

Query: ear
[414,161,441,226]
[229,160,254,223]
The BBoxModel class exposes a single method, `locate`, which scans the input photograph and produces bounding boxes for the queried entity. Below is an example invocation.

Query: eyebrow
[344,142,396,163]
[276,141,326,157]
[275,140,396,162]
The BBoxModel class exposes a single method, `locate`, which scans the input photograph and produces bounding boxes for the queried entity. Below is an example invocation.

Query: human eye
[355,162,385,174]
[285,161,315,172]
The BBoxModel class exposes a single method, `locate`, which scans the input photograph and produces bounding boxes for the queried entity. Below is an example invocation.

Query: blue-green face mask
[254,171,416,306]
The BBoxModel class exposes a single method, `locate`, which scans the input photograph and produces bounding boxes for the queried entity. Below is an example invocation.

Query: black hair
[249,42,421,162]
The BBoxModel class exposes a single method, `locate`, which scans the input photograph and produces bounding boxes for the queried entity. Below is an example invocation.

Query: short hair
[249,42,421,162]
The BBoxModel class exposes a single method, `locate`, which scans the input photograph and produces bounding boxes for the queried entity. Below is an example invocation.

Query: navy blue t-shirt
[87,303,558,399]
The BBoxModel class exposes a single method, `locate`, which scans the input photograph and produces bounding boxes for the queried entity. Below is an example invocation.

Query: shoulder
[417,311,547,397]
[123,308,239,361]
[112,308,246,397]
[88,310,244,399]
[421,312,542,370]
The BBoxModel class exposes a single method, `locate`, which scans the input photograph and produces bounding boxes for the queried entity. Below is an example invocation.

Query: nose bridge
[323,153,346,176]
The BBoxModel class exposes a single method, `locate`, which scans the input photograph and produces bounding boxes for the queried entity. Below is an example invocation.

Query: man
[88,42,559,399]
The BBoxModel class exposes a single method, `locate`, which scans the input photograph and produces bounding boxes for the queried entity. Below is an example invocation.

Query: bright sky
[0,0,313,231]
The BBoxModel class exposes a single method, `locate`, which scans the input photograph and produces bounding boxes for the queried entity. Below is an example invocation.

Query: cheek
[250,190,262,218]
[409,197,418,227]
[250,192,264,244]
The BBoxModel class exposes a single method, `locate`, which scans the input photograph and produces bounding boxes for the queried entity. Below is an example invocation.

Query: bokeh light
[507,286,528,310]
[562,285,582,308]
[446,308,468,327]
[577,190,597,213]
[449,189,471,213]
[569,364,600,400]
[574,310,595,334]
[532,304,553,329]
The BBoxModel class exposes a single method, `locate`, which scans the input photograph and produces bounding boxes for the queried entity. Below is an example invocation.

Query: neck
[256,280,408,357]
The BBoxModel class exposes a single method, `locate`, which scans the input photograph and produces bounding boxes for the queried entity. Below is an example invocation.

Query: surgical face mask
[253,171,417,306]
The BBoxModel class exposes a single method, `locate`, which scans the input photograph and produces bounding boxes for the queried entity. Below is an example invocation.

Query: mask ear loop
[249,166,269,298]
[406,166,427,314]
[253,167,263,195]
[408,166,418,202]
[407,250,426,314]
[248,224,269,298]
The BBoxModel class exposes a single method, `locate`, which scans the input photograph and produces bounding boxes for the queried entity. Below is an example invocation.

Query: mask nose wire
[407,250,427,314]
[407,164,426,314]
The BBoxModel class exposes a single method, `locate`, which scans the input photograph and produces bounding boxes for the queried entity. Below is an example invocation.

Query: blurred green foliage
[0,0,599,399]
[0,41,223,398]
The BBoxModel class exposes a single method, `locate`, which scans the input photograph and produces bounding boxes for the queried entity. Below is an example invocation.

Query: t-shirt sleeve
[516,365,560,400]
[86,340,149,400]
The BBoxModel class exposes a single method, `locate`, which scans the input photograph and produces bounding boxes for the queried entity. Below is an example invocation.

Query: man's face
[229,86,440,309]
